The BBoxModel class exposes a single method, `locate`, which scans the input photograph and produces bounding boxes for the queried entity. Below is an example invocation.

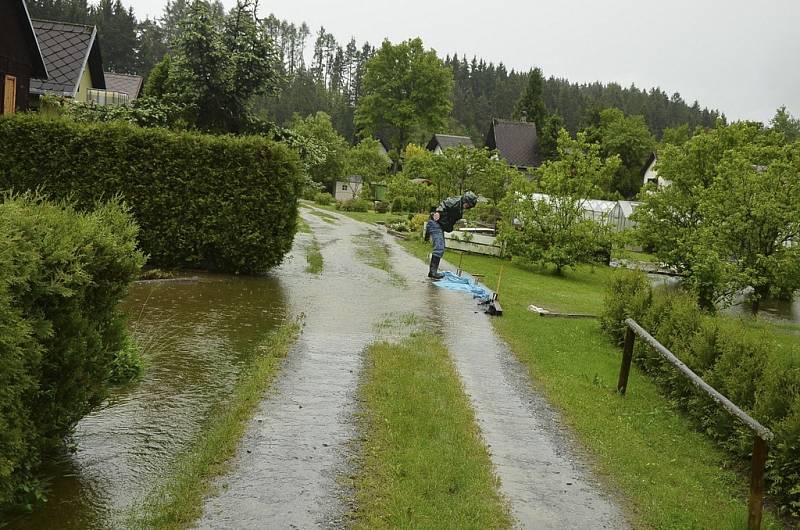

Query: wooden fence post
[617,326,635,395]
[748,436,768,530]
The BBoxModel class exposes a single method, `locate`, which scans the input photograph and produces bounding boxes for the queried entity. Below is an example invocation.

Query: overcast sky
[127,0,800,124]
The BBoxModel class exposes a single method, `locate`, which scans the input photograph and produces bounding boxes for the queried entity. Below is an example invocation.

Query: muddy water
[646,273,800,325]
[6,274,286,530]
[199,209,628,529]
[726,295,800,325]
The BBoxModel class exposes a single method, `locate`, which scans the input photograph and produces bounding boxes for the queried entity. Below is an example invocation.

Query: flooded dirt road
[199,208,628,529]
[197,210,435,529]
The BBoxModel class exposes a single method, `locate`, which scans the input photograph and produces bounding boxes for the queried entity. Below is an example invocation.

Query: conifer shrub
[0,195,143,511]
[602,271,800,518]
[0,114,301,274]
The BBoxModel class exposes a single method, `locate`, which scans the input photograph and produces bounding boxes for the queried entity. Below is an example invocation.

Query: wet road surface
[199,208,628,529]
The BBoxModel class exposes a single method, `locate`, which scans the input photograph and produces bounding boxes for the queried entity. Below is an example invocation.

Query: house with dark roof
[29,19,106,103]
[0,0,48,114]
[103,71,143,102]
[426,134,475,154]
[485,118,540,170]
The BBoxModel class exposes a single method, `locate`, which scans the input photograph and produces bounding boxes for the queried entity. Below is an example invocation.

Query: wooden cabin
[0,0,48,114]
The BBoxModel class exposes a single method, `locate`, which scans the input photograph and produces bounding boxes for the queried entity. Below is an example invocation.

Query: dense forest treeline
[28,0,723,143]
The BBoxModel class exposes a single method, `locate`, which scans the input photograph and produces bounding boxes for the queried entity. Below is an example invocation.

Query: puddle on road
[6,274,287,530]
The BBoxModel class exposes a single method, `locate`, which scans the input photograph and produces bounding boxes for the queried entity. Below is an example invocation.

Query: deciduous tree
[355,38,453,170]
[634,122,798,310]
[498,130,619,273]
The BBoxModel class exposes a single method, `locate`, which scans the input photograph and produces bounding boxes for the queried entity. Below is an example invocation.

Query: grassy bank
[132,322,301,529]
[354,331,512,530]
[396,235,785,529]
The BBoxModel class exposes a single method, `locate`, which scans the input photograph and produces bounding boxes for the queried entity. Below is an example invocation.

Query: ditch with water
[5,274,287,530]
[647,273,800,325]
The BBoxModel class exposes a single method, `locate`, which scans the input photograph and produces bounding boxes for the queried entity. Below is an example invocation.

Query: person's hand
[433,211,440,221]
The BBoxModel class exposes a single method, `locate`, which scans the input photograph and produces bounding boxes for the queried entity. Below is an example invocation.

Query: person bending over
[424,191,478,279]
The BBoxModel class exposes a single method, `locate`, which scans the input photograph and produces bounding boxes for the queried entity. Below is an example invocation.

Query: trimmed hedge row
[0,114,302,274]
[601,271,800,519]
[0,195,143,511]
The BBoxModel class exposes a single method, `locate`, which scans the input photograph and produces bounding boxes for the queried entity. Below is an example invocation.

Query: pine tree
[514,68,547,126]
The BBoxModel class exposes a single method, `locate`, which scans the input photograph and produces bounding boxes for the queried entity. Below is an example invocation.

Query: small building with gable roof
[29,19,106,103]
[485,118,540,170]
[426,133,474,154]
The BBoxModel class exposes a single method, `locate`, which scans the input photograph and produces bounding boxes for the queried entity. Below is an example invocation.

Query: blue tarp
[432,271,493,302]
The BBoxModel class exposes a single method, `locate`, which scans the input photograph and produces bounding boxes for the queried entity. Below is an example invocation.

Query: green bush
[374,201,388,213]
[0,114,302,274]
[599,270,652,344]
[0,194,143,511]
[314,192,334,205]
[391,196,404,212]
[336,198,370,212]
[109,334,145,385]
[601,273,800,518]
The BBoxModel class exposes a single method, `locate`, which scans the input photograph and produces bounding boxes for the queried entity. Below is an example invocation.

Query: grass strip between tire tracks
[131,321,301,529]
[395,235,785,529]
[305,236,323,274]
[354,331,512,530]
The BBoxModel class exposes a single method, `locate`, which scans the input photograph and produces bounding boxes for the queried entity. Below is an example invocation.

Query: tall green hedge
[0,114,301,273]
[601,271,800,519]
[0,195,143,511]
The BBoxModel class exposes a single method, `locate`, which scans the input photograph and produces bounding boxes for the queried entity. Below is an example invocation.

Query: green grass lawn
[396,235,786,529]
[612,248,661,263]
[354,330,512,530]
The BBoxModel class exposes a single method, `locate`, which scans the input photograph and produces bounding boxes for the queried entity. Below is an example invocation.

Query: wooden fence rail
[616,318,773,530]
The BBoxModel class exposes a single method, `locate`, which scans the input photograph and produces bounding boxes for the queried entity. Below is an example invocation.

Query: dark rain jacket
[432,196,466,233]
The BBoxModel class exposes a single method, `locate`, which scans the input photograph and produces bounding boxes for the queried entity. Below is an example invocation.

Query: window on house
[342,185,348,190]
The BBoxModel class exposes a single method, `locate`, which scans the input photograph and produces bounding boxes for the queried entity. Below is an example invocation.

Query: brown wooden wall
[0,1,37,113]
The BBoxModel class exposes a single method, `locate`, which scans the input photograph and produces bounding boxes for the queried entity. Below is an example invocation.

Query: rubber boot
[428,255,444,280]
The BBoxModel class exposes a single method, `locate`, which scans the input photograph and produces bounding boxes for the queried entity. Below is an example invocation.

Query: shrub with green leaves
[336,198,370,212]
[314,192,334,205]
[0,194,143,511]
[601,272,800,518]
[109,334,145,385]
[0,114,301,274]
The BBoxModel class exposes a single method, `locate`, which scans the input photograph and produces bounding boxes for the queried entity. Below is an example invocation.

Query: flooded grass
[305,237,323,274]
[303,207,338,224]
[397,236,785,529]
[131,321,300,530]
[297,216,311,234]
[353,331,512,530]
[353,232,406,286]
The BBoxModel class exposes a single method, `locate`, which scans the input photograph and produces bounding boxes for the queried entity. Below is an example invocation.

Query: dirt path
[197,210,628,529]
